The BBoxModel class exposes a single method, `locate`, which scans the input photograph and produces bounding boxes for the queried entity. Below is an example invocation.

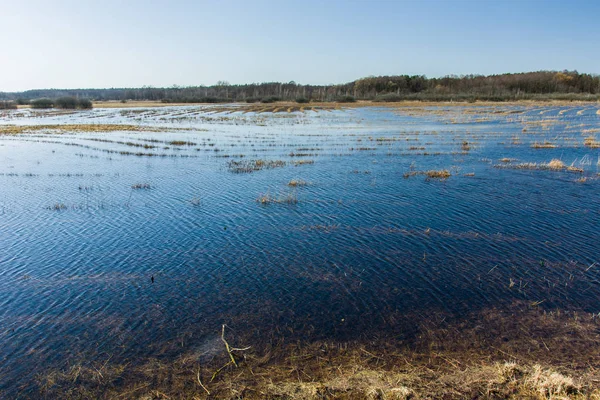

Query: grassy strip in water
[227,159,286,173]
[495,159,585,173]
[0,124,201,135]
[403,169,452,180]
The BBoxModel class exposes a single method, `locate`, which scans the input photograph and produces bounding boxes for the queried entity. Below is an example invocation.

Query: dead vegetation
[404,169,451,180]
[288,179,309,187]
[495,158,587,173]
[36,304,600,399]
[583,136,600,148]
[257,191,298,205]
[0,124,171,135]
[293,159,315,166]
[227,159,286,173]
[531,141,558,149]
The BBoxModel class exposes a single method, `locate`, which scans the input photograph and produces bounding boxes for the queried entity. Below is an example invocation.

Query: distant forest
[2,71,600,104]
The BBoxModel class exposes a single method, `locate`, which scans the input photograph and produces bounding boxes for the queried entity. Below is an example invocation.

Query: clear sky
[1,0,599,91]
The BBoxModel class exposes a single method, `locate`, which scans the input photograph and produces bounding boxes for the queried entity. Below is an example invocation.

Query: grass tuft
[227,159,286,173]
[257,192,298,205]
[131,183,152,189]
[288,179,309,187]
[547,159,565,169]
[425,169,451,179]
[531,141,558,149]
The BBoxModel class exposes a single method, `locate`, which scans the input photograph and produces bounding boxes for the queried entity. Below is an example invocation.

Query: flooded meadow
[1,103,600,398]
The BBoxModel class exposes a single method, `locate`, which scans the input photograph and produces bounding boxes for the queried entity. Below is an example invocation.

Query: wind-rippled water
[1,104,600,396]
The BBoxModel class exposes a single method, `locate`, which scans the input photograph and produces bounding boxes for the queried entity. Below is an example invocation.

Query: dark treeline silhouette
[2,71,599,103]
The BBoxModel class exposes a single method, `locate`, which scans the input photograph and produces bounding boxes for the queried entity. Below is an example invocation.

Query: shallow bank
[36,304,600,399]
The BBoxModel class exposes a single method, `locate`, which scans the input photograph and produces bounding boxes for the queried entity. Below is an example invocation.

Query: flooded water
[1,104,600,397]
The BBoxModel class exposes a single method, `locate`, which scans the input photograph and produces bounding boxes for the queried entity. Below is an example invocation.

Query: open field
[1,103,600,398]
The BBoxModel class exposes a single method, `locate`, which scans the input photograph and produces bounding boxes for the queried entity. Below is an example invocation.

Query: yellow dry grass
[0,124,167,135]
[531,141,558,149]
[38,303,600,400]
[425,169,451,179]
[547,159,565,169]
[0,124,199,135]
[288,179,309,187]
[93,101,195,108]
[584,136,600,148]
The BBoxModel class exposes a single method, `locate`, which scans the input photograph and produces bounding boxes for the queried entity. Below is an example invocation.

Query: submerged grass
[531,141,558,149]
[227,159,287,173]
[293,159,315,166]
[46,203,68,211]
[495,159,586,174]
[288,179,309,187]
[257,191,298,205]
[36,304,600,399]
[131,183,152,189]
[404,169,451,180]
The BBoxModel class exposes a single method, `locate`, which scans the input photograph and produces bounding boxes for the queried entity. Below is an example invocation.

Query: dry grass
[37,303,600,399]
[293,159,315,166]
[0,124,167,135]
[566,166,584,173]
[288,179,309,187]
[425,169,451,179]
[531,141,558,149]
[227,159,286,173]
[257,191,298,204]
[169,140,196,146]
[583,136,600,148]
[547,159,565,169]
[93,101,197,108]
[494,159,588,174]
[38,360,597,400]
[404,169,452,180]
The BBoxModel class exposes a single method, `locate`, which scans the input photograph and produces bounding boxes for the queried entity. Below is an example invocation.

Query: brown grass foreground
[37,304,600,399]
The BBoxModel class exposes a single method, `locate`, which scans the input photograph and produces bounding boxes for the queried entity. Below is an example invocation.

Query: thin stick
[221,324,238,367]
[197,370,210,395]
[211,360,233,382]
[231,346,252,351]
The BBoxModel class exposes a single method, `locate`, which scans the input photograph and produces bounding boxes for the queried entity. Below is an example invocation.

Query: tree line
[1,71,599,104]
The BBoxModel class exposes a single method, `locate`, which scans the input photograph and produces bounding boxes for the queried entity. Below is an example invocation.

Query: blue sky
[1,0,599,91]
